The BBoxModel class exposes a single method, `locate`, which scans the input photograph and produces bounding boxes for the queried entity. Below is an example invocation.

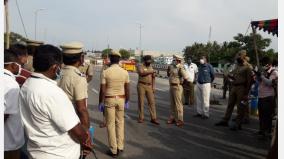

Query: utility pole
[34,8,45,40]
[252,26,260,67]
[208,25,212,62]
[5,0,10,49]
[136,22,143,62]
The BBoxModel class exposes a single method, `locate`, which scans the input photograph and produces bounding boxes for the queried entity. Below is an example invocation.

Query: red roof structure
[251,19,278,36]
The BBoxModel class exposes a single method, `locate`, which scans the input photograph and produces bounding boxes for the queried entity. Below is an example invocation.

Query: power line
[15,0,28,38]
[244,22,251,36]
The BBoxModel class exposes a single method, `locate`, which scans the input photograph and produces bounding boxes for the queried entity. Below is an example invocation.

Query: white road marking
[124,113,131,119]
[155,88,167,92]
[91,88,99,94]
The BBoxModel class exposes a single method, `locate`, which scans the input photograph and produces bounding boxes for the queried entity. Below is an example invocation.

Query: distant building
[154,56,173,64]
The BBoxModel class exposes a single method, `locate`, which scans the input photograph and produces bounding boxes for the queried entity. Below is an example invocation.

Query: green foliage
[119,49,131,60]
[102,48,112,58]
[183,33,277,66]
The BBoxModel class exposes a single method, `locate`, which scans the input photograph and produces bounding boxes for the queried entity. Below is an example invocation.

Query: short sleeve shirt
[4,69,25,151]
[20,72,80,159]
[59,65,88,102]
[101,64,130,96]
[185,63,198,82]
[168,64,189,84]
[137,64,154,84]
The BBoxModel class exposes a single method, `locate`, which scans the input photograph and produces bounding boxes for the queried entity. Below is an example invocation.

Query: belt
[139,81,152,86]
[233,83,246,86]
[105,95,125,99]
[170,83,181,86]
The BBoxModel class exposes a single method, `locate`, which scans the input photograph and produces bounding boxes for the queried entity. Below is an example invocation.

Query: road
[86,66,271,159]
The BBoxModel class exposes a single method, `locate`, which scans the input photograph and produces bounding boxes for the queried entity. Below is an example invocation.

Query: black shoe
[106,150,118,158]
[215,121,228,126]
[230,125,242,131]
[117,149,123,155]
[193,114,202,117]
[201,115,209,119]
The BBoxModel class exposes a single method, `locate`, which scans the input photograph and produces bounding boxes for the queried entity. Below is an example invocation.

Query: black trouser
[222,75,231,98]
[258,96,275,134]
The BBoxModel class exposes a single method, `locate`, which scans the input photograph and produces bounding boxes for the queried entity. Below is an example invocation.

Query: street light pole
[5,0,10,49]
[136,22,143,62]
[34,8,45,40]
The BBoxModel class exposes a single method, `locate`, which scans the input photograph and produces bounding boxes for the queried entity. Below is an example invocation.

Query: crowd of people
[4,39,278,159]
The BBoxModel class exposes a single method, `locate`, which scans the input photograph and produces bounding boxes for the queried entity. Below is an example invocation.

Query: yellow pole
[5,0,10,49]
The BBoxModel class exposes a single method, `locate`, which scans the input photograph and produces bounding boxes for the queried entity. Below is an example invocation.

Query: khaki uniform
[58,65,88,104]
[137,64,157,120]
[223,64,252,126]
[168,64,188,122]
[101,64,130,154]
[243,61,253,122]
[79,63,94,79]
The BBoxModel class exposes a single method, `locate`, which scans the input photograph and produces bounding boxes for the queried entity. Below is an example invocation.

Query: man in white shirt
[4,49,25,159]
[19,44,92,159]
[183,57,198,106]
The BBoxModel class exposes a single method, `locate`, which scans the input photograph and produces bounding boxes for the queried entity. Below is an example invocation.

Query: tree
[101,48,112,58]
[183,33,276,66]
[233,33,271,64]
[119,49,131,60]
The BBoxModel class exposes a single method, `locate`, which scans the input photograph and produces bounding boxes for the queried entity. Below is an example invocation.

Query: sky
[8,0,278,52]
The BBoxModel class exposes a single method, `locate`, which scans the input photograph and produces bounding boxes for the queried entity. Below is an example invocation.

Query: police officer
[167,55,189,127]
[99,51,130,158]
[98,61,110,128]
[25,39,44,71]
[58,42,90,130]
[215,50,252,130]
[137,55,159,125]
[79,58,94,83]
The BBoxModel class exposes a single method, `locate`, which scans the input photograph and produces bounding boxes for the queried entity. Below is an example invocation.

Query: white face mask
[55,66,62,80]
[200,59,205,64]
[4,62,22,76]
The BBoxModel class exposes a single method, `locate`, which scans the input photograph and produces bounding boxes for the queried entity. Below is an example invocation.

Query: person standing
[137,55,159,125]
[222,63,231,99]
[99,51,130,157]
[19,44,91,159]
[58,42,90,130]
[194,55,215,119]
[79,58,94,83]
[256,57,278,138]
[10,42,31,87]
[4,49,25,159]
[24,39,44,72]
[183,57,198,106]
[215,51,252,130]
[167,55,189,127]
[98,61,110,128]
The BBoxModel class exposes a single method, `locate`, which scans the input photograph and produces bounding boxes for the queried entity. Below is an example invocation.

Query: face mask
[188,59,192,65]
[55,66,62,80]
[5,62,22,76]
[200,59,205,64]
[145,62,151,66]
[263,64,270,71]
[172,60,177,65]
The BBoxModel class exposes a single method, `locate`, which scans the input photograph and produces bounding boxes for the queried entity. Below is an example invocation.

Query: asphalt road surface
[86,66,271,159]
